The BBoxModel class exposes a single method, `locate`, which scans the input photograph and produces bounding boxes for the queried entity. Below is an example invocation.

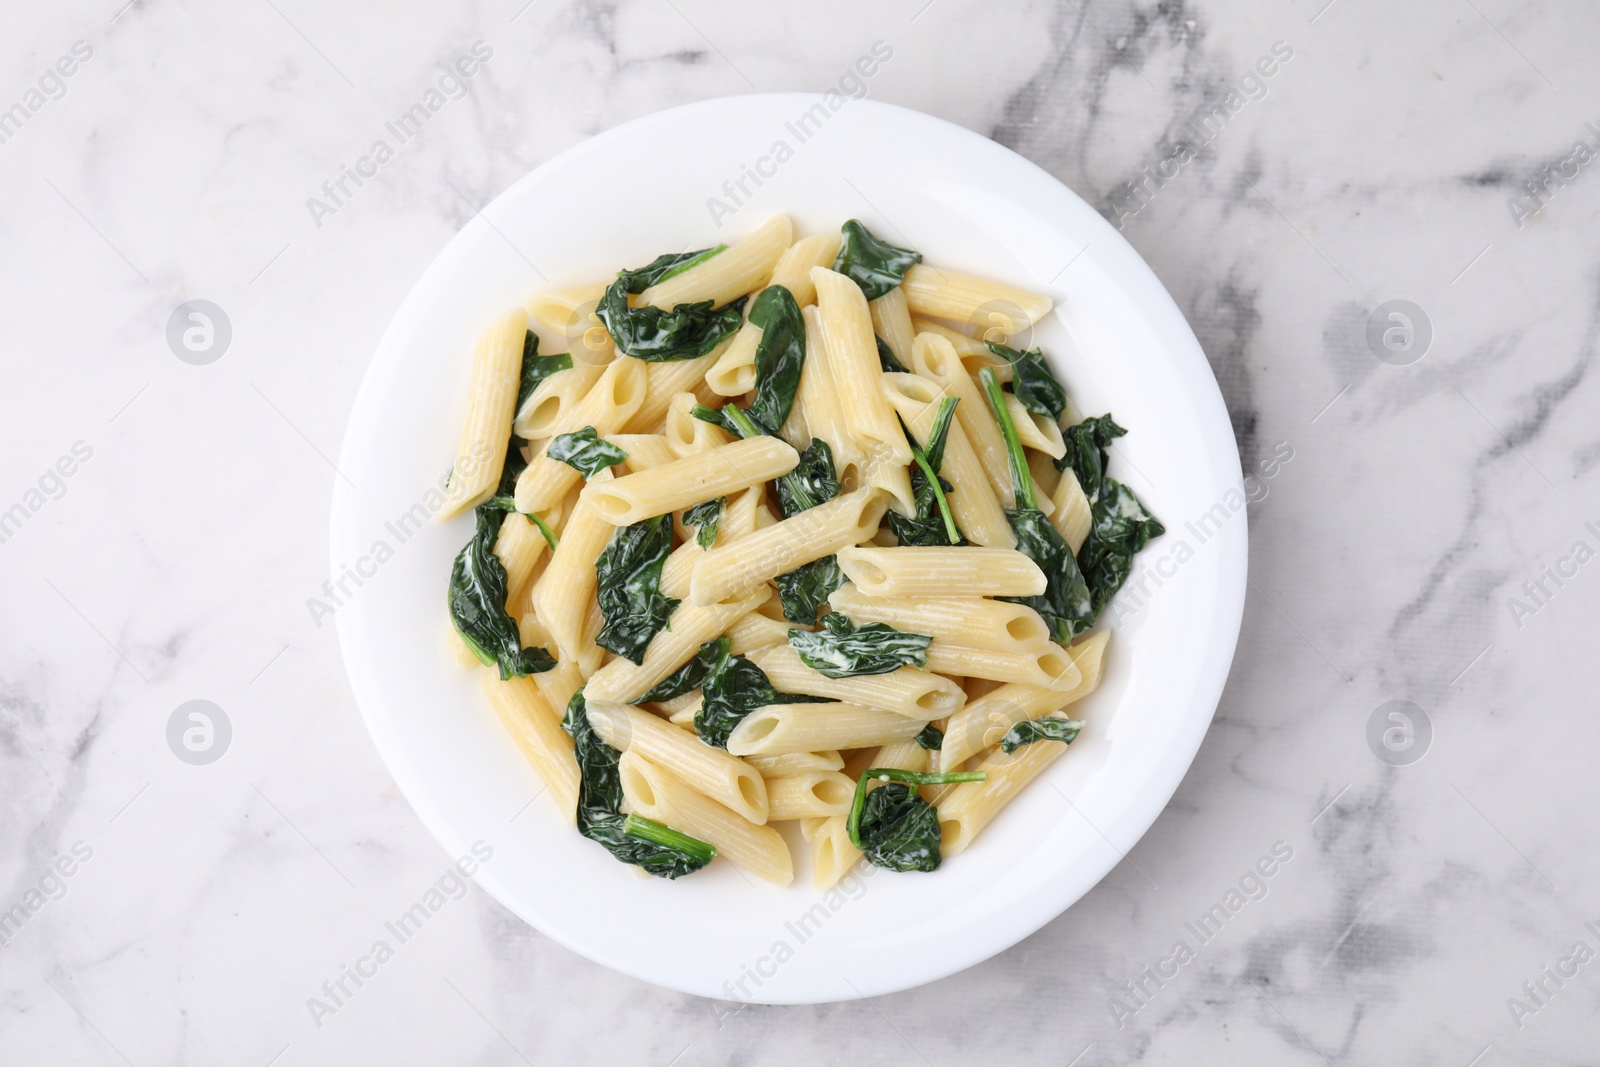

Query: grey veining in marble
[2,0,1598,1063]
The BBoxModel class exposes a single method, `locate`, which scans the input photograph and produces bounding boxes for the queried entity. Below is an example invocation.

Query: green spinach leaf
[636,636,730,704]
[745,285,808,434]
[914,724,944,750]
[888,400,961,546]
[594,515,679,665]
[984,340,1067,423]
[846,768,985,872]
[597,247,744,361]
[788,612,931,678]
[695,655,833,749]
[546,425,628,478]
[1057,414,1124,487]
[1057,414,1164,615]
[773,554,844,626]
[562,691,716,878]
[832,220,922,301]
[875,334,907,373]
[775,438,840,517]
[448,505,556,679]
[682,497,725,550]
[999,715,1084,754]
[517,330,572,410]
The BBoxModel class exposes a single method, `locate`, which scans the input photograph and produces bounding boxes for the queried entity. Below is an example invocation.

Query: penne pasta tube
[576,597,608,679]
[938,738,1068,855]
[751,644,964,720]
[531,659,585,720]
[836,545,1046,598]
[587,701,769,823]
[639,214,792,310]
[664,390,733,457]
[725,611,794,655]
[911,333,1014,507]
[869,738,929,774]
[661,487,765,598]
[828,584,1052,653]
[745,750,845,777]
[704,231,842,397]
[515,360,602,442]
[619,753,792,885]
[526,281,608,343]
[869,286,915,367]
[666,696,701,728]
[626,345,725,433]
[609,433,678,472]
[529,470,614,662]
[1006,394,1066,459]
[493,511,552,611]
[766,771,857,819]
[900,264,1053,339]
[808,812,861,890]
[583,436,800,525]
[925,640,1082,691]
[811,267,911,463]
[688,487,888,606]
[582,586,770,705]
[439,308,528,519]
[513,357,649,512]
[910,316,1007,371]
[939,631,1108,771]
[726,702,926,756]
[796,304,865,474]
[480,672,580,826]
[879,372,1015,548]
[1051,467,1093,554]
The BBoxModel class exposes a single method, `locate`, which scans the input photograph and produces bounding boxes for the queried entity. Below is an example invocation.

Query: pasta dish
[436,215,1163,887]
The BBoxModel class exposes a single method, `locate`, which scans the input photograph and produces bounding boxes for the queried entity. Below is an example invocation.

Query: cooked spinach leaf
[637,635,730,704]
[999,715,1084,754]
[914,724,944,750]
[448,494,556,679]
[695,655,832,749]
[833,220,922,301]
[1057,414,1164,615]
[517,330,572,410]
[776,438,840,517]
[683,497,725,550]
[889,400,961,546]
[594,515,678,665]
[875,334,907,373]
[980,367,1096,642]
[773,554,844,625]
[547,426,628,479]
[597,247,744,361]
[788,612,931,678]
[984,340,1067,423]
[846,768,986,872]
[562,691,715,878]
[1079,478,1164,615]
[745,285,807,434]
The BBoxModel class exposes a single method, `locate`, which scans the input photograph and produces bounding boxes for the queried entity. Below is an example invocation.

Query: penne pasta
[493,511,553,611]
[725,611,795,655]
[582,586,770,705]
[664,390,733,457]
[808,813,862,891]
[1051,467,1093,554]
[766,771,856,819]
[836,545,1046,599]
[745,750,845,777]
[924,640,1082,691]
[706,231,842,396]
[582,436,799,525]
[439,309,528,519]
[910,332,1014,507]
[609,433,678,473]
[688,487,888,606]
[586,701,769,824]
[751,643,964,720]
[529,470,614,663]
[619,753,793,885]
[640,214,792,310]
[513,357,649,512]
[726,701,926,756]
[828,583,1052,653]
[1006,393,1066,459]
[869,286,915,367]
[796,304,865,475]
[810,266,911,463]
[625,345,726,433]
[900,263,1053,339]
[938,738,1067,856]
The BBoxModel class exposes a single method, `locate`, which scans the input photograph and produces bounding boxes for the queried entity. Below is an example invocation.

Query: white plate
[332,94,1246,1004]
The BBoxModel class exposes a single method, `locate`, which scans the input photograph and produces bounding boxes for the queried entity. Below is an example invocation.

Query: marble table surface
[3,0,1597,1063]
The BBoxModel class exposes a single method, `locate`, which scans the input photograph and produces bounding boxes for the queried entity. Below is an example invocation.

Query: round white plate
[332,94,1246,1004]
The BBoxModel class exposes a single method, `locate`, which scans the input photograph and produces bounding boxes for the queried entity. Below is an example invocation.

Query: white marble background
[2,0,1597,1062]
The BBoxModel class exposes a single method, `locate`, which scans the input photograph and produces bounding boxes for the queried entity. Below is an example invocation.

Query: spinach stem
[847,768,987,850]
[621,814,717,864]
[901,398,961,544]
[528,512,559,550]
[979,367,1036,510]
